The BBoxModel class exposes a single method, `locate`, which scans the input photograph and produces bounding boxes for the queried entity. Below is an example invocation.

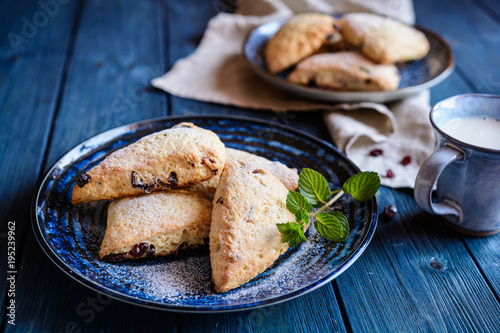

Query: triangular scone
[71,122,226,204]
[337,13,430,64]
[100,190,212,262]
[288,52,400,91]
[210,160,295,293]
[186,148,299,199]
[265,13,337,73]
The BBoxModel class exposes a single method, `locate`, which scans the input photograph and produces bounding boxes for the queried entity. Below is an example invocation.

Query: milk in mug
[441,116,500,150]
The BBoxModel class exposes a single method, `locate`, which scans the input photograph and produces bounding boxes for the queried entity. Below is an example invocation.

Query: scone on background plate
[99,190,212,262]
[186,147,299,199]
[288,51,400,91]
[71,122,226,204]
[337,12,430,64]
[265,13,337,73]
[210,160,296,293]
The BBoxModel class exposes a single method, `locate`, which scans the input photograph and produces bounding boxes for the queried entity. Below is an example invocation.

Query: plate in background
[32,115,377,313]
[243,18,454,103]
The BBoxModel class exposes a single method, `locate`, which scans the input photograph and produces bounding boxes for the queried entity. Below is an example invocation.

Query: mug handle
[414,144,464,220]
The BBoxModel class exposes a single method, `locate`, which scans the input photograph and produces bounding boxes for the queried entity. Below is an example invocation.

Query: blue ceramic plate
[32,115,377,313]
[243,18,454,103]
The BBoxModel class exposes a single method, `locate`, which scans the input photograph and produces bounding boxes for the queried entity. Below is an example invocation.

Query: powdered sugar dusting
[93,224,341,307]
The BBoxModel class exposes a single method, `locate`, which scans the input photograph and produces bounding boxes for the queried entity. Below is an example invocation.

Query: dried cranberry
[401,155,412,166]
[307,77,316,87]
[145,179,156,193]
[157,179,169,189]
[384,206,396,215]
[76,172,91,187]
[216,196,224,205]
[129,243,148,258]
[202,157,216,165]
[102,253,126,263]
[386,169,395,178]
[131,171,155,192]
[167,172,178,187]
[157,172,178,190]
[146,244,155,257]
[369,149,383,156]
[212,169,219,175]
[131,171,141,186]
[383,205,398,218]
[252,169,264,174]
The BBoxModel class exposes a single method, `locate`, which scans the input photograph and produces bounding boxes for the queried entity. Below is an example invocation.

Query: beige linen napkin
[152,0,434,188]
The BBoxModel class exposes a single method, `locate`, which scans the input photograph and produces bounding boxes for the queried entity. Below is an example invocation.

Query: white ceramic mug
[414,94,500,236]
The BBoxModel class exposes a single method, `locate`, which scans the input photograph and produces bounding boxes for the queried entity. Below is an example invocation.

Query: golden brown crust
[265,13,337,73]
[337,12,430,64]
[99,190,212,261]
[186,148,299,200]
[71,122,226,204]
[288,51,400,91]
[209,160,295,293]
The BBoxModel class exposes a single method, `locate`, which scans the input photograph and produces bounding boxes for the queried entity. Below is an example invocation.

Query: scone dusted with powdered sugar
[71,122,226,204]
[288,51,400,91]
[265,13,338,73]
[337,12,430,64]
[187,147,299,199]
[210,160,296,293]
[100,191,212,262]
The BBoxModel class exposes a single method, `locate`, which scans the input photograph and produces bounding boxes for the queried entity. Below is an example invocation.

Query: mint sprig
[298,168,330,207]
[277,170,380,246]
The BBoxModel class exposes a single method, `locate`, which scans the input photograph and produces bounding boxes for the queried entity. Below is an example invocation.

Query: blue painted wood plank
[9,0,175,331]
[43,0,168,168]
[178,284,347,333]
[0,0,80,328]
[475,0,500,22]
[336,187,500,332]
[415,0,500,97]
[462,234,500,300]
[415,0,500,310]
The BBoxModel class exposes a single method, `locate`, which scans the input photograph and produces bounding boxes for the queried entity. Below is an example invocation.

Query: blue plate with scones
[32,115,377,312]
[243,16,454,103]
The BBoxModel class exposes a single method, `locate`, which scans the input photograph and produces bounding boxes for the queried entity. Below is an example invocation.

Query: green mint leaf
[286,191,313,214]
[277,222,307,247]
[315,211,349,242]
[342,171,380,202]
[298,168,331,207]
[295,208,309,225]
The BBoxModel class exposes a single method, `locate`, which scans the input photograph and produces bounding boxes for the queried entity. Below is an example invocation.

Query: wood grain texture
[416,0,500,97]
[43,0,168,168]
[177,284,347,333]
[415,0,500,315]
[336,187,500,332]
[8,0,172,331]
[0,0,79,327]
[1,0,500,331]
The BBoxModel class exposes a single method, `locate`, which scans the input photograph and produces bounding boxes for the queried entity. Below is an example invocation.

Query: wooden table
[1,0,500,331]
